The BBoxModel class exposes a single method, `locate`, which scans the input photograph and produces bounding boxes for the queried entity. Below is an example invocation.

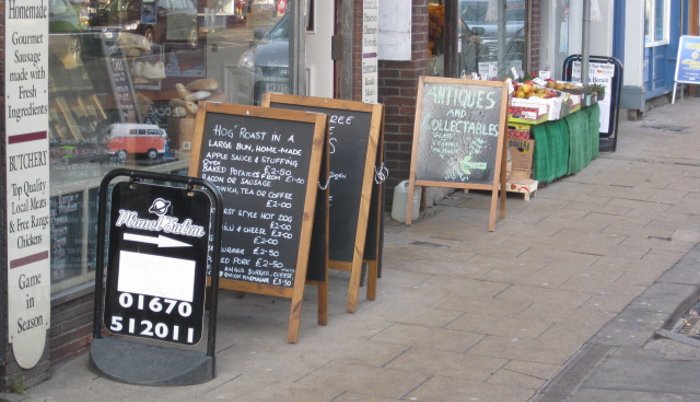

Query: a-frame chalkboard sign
[407,76,508,231]
[188,102,326,342]
[262,94,383,313]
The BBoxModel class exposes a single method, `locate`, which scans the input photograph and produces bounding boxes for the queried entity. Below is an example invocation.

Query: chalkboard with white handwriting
[414,78,506,185]
[189,103,325,293]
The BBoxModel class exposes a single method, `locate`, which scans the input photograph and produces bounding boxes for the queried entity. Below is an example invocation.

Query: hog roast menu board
[188,102,326,342]
[262,94,383,313]
[407,76,508,231]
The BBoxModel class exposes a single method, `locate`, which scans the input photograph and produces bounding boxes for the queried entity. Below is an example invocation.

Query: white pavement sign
[5,0,51,369]
[572,61,615,133]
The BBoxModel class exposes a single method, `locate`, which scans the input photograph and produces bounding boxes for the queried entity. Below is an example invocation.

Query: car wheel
[147,149,159,160]
[143,27,155,45]
[117,150,128,161]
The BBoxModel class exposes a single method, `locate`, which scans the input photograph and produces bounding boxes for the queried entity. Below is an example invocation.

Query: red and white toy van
[105,123,169,160]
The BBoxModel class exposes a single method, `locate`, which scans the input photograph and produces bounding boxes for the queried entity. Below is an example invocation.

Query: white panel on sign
[118,251,196,302]
[378,0,411,60]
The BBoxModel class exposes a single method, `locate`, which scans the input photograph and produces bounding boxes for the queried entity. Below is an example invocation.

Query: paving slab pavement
[5,97,700,401]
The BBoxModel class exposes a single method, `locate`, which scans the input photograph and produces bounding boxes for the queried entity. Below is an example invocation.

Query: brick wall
[378,0,430,205]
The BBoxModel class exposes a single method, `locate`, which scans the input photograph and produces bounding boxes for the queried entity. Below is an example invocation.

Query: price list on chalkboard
[197,112,316,288]
[416,81,504,185]
[105,47,140,123]
[50,192,84,282]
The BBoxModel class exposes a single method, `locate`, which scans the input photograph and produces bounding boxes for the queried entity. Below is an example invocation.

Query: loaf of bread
[185,79,219,92]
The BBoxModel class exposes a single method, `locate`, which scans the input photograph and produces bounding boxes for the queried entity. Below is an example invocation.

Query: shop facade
[536,0,696,116]
[1,0,541,390]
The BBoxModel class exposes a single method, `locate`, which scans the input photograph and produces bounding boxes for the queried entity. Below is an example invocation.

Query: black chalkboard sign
[188,102,326,342]
[104,45,141,123]
[50,192,84,282]
[263,94,383,313]
[407,77,508,231]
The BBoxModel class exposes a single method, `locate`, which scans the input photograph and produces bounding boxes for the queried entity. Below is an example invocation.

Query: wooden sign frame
[188,102,327,343]
[406,76,508,231]
[262,94,383,313]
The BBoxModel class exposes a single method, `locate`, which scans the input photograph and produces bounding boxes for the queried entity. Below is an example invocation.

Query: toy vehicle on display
[104,123,170,160]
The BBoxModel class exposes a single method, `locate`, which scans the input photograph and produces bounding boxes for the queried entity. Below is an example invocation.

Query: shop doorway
[304,0,334,97]
[643,0,683,98]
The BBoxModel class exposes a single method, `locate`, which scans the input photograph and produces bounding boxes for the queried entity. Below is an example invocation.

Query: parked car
[237,12,290,104]
[88,0,199,46]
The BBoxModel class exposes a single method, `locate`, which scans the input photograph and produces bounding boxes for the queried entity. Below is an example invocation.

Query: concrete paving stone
[567,389,697,402]
[420,275,511,298]
[395,258,493,279]
[475,264,549,284]
[581,349,700,395]
[282,334,409,368]
[331,392,402,402]
[559,200,632,216]
[466,335,580,365]
[295,361,428,400]
[446,312,552,338]
[519,247,599,270]
[466,240,531,259]
[370,323,483,353]
[589,309,669,347]
[505,268,572,288]
[625,283,698,315]
[372,268,433,292]
[602,276,664,299]
[359,300,464,329]
[486,366,547,390]
[601,219,671,238]
[581,293,641,313]
[502,360,562,382]
[404,375,534,402]
[496,285,592,308]
[569,242,650,260]
[615,268,669,287]
[200,384,342,401]
[557,270,626,294]
[666,198,700,216]
[671,229,700,242]
[537,216,613,234]
[620,235,697,253]
[588,254,670,272]
[516,303,615,330]
[384,347,507,382]
[641,248,688,266]
[433,294,530,317]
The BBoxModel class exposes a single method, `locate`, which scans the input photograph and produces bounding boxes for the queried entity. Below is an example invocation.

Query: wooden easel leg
[367,260,378,301]
[499,141,507,219]
[287,293,303,343]
[317,281,328,326]
[488,188,498,232]
[346,261,362,313]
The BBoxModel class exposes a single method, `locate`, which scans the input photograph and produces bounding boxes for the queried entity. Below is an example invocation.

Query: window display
[458,0,526,79]
[47,0,294,292]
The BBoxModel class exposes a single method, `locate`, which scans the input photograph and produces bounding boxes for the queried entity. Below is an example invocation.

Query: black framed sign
[104,182,211,345]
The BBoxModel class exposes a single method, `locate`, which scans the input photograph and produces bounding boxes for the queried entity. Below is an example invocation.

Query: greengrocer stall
[506,78,602,192]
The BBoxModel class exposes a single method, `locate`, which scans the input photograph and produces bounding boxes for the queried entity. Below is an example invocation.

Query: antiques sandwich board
[406,76,508,231]
[188,102,326,343]
[262,94,383,313]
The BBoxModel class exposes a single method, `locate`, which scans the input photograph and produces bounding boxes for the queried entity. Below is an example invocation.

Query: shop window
[47,0,295,293]
[457,0,526,79]
[645,0,670,45]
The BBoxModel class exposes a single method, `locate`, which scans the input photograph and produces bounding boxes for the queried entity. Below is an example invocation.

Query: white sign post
[5,0,51,369]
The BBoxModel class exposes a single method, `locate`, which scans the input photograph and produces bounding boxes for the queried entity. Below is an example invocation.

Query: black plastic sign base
[90,337,213,386]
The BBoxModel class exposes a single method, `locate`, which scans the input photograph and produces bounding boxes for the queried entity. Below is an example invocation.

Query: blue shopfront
[616,0,690,113]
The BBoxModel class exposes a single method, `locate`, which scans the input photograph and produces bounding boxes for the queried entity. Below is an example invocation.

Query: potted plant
[586,83,606,101]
